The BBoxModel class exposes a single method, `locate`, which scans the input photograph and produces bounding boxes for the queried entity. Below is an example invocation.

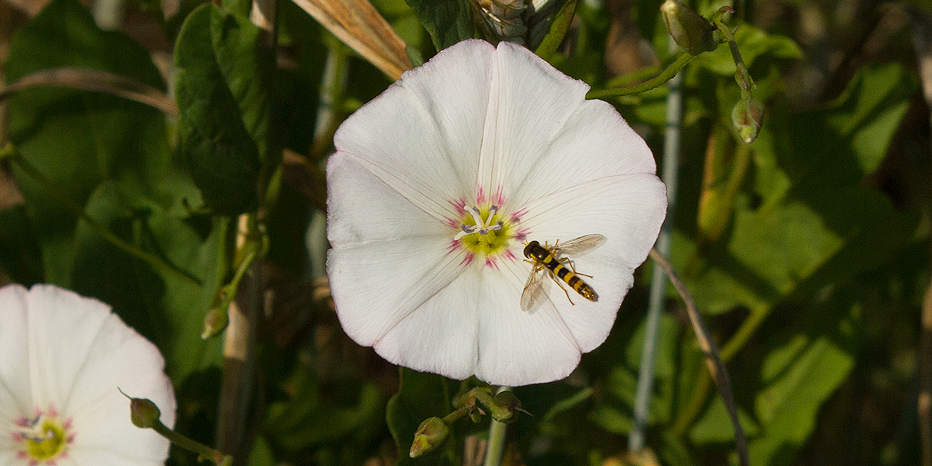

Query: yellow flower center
[15,413,71,463]
[455,205,515,256]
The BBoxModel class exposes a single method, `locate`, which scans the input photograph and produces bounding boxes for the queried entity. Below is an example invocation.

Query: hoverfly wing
[556,234,606,256]
[520,266,547,313]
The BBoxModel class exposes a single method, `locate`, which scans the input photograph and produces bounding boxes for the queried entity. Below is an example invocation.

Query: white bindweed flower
[326,39,667,386]
[0,284,175,466]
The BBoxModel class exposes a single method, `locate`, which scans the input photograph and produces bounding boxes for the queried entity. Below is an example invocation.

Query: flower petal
[477,41,591,200]
[67,448,162,466]
[518,174,667,350]
[7,284,174,465]
[521,173,667,270]
[327,150,451,247]
[65,313,175,461]
[0,285,31,421]
[373,269,481,380]
[24,284,114,411]
[328,237,469,346]
[510,96,659,209]
[474,260,583,385]
[332,39,496,221]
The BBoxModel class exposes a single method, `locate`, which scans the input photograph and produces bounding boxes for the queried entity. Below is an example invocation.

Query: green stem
[151,419,233,465]
[711,9,755,94]
[442,406,471,424]
[586,52,693,100]
[1,146,200,286]
[484,414,508,466]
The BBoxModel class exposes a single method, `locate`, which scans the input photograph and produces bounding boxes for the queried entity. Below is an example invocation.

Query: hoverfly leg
[548,272,575,305]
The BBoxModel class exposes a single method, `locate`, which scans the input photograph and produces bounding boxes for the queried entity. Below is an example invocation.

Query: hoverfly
[520,234,606,312]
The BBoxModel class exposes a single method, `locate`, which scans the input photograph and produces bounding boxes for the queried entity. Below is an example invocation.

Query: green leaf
[402,0,474,50]
[70,182,224,382]
[783,63,915,185]
[692,24,801,76]
[747,295,860,465]
[4,0,179,284]
[264,364,385,452]
[386,368,457,465]
[590,314,681,433]
[679,63,919,316]
[174,4,274,215]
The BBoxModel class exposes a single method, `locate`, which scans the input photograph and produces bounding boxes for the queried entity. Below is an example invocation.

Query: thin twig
[0,67,177,115]
[648,248,751,466]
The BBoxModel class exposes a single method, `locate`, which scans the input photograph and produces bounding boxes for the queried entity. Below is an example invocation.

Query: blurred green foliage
[1,0,929,465]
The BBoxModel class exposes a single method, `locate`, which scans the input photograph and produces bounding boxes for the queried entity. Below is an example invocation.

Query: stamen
[468,207,485,226]
[451,203,514,259]
[458,206,501,239]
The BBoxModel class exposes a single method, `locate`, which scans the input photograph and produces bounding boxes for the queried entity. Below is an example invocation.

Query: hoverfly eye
[523,241,539,258]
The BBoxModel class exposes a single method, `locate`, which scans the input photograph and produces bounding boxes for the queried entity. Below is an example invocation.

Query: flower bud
[409,417,450,458]
[129,397,162,429]
[201,306,229,339]
[661,0,718,55]
[488,390,522,423]
[731,95,764,143]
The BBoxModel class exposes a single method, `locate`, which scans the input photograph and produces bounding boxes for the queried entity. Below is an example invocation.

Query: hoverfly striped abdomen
[521,236,603,312]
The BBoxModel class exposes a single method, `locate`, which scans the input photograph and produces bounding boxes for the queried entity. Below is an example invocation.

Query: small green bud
[661,0,718,55]
[731,95,764,143]
[409,417,450,458]
[488,390,522,423]
[201,306,229,339]
[129,397,162,429]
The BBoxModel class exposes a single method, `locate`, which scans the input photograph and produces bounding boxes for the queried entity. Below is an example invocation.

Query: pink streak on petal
[510,207,528,223]
[503,249,518,262]
[460,253,475,266]
[445,217,461,229]
[484,257,499,270]
[449,198,467,215]
[492,186,506,207]
[476,186,486,205]
[514,228,529,242]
